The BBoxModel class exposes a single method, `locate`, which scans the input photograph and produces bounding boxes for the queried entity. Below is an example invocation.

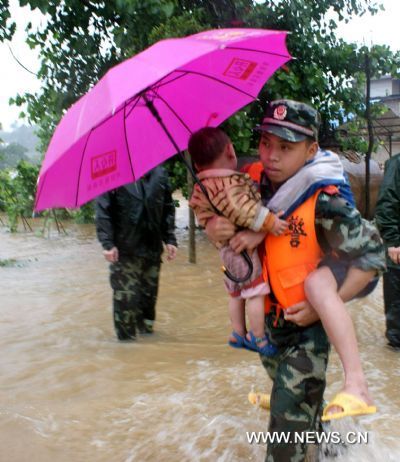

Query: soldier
[206,100,385,461]
[375,153,400,350]
[95,166,177,341]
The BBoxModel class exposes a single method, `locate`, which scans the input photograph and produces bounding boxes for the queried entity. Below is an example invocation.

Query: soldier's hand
[229,230,266,253]
[205,216,236,242]
[103,246,119,263]
[166,244,177,261]
[388,246,400,265]
[284,301,319,327]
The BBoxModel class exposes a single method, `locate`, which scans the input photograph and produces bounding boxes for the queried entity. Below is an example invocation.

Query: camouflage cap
[255,99,321,142]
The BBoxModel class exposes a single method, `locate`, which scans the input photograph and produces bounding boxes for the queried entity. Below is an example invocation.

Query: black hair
[188,127,230,169]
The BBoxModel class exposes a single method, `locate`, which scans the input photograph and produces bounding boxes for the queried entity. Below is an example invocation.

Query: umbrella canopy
[35,28,291,211]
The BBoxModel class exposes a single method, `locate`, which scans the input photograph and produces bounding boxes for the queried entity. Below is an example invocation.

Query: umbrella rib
[123,102,136,181]
[75,129,93,207]
[125,93,142,119]
[150,72,187,92]
[225,45,290,59]
[150,91,193,135]
[175,69,257,99]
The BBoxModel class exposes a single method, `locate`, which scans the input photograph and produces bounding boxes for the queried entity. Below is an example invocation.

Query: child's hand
[270,214,288,236]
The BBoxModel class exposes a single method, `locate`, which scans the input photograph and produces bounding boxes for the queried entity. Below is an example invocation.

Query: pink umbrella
[34,28,291,211]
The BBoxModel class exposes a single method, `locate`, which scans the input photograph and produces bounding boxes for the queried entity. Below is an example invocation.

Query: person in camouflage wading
[95,165,177,341]
[206,100,385,461]
[375,152,400,350]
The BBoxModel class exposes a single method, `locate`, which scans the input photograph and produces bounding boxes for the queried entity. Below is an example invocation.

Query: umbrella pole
[142,94,220,214]
[184,150,197,264]
[143,94,253,283]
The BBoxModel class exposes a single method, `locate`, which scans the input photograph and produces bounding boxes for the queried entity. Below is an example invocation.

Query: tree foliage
[0,141,30,169]
[335,44,400,154]
[0,160,39,231]
[9,1,399,143]
[0,0,15,42]
[3,0,400,199]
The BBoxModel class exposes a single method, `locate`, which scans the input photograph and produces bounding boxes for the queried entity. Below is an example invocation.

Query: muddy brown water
[1,200,400,461]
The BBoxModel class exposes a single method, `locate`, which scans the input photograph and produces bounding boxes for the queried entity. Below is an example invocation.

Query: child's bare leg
[228,297,246,342]
[246,295,268,347]
[304,267,373,407]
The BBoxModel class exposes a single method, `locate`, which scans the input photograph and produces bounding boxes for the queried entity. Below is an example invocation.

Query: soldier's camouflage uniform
[375,153,400,349]
[95,166,177,340]
[110,257,161,339]
[258,173,385,462]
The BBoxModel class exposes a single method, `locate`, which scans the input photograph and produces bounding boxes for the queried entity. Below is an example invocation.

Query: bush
[0,161,39,232]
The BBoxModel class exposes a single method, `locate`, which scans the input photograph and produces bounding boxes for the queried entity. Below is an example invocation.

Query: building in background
[371,75,400,115]
[370,75,400,162]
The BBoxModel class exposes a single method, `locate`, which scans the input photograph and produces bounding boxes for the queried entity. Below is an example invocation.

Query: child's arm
[190,174,287,235]
[249,206,287,235]
[222,174,288,234]
[189,184,217,228]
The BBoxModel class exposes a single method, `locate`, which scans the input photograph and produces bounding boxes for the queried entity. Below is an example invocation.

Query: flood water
[1,199,400,462]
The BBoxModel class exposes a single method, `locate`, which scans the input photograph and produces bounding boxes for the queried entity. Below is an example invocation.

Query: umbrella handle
[222,250,254,283]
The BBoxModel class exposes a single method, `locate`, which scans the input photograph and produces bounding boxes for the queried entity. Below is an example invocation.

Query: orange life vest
[263,190,323,314]
[246,160,334,316]
[244,161,264,182]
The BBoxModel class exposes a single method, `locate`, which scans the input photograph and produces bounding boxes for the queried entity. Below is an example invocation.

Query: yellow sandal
[248,391,271,410]
[322,392,377,422]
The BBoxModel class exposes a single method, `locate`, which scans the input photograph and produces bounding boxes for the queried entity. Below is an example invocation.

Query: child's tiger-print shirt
[189,168,275,248]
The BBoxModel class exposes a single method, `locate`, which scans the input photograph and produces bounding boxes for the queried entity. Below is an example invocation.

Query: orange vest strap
[241,163,252,174]
[246,161,264,183]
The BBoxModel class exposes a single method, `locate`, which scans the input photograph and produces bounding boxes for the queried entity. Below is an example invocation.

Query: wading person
[95,165,177,341]
[206,100,385,461]
[375,152,400,350]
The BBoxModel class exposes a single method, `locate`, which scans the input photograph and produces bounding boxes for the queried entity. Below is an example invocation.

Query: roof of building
[339,108,400,139]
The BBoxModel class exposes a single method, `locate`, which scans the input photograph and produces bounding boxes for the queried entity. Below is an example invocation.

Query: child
[205,100,385,458]
[189,127,287,356]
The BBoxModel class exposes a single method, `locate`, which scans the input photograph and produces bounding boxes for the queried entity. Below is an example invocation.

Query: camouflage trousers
[260,317,330,462]
[383,267,400,348]
[109,256,161,340]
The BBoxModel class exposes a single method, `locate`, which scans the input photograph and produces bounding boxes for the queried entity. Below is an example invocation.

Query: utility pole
[364,51,374,219]
[184,151,196,263]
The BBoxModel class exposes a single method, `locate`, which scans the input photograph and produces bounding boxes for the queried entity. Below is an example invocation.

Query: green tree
[0,142,30,169]
[8,2,399,143]
[0,161,39,232]
[0,0,15,42]
[4,0,400,193]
